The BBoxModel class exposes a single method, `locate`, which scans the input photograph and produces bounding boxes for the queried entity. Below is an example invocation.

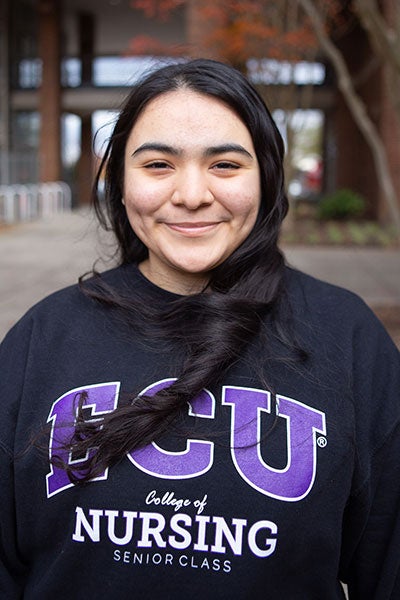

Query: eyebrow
[131,142,254,159]
[204,144,253,159]
[132,143,181,157]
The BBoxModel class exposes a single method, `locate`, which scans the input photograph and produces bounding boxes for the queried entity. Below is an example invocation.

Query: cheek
[123,199,153,248]
[221,183,260,221]
[216,169,260,205]
[123,180,167,216]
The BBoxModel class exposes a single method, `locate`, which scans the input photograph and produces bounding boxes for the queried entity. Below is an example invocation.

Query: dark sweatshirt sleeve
[0,318,33,598]
[339,307,400,599]
[341,423,400,598]
[0,447,25,598]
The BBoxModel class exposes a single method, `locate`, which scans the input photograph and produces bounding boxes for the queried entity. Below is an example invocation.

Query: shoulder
[284,268,400,455]
[284,267,387,336]
[285,267,369,314]
[1,264,136,345]
[283,266,399,379]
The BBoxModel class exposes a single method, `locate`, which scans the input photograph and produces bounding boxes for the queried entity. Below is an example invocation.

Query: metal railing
[0,182,72,224]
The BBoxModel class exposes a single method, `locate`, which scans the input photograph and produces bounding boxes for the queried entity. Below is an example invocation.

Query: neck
[138,260,209,296]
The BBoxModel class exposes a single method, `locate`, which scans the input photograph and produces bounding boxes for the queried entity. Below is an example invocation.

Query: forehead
[127,89,253,147]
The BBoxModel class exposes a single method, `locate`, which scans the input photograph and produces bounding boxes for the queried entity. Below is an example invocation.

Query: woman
[1,59,399,599]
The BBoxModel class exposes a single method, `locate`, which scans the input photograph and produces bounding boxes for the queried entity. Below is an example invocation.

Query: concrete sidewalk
[1,209,399,342]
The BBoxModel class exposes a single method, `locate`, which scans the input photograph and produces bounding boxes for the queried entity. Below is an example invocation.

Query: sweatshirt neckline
[124,263,188,302]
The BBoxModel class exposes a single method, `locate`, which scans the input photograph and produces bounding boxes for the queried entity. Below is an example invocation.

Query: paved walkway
[1,210,399,342]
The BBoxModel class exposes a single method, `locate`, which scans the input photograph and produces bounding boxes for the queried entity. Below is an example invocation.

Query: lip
[164,222,222,236]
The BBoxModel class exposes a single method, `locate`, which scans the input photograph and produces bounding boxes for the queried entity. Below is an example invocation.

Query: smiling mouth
[165,222,222,236]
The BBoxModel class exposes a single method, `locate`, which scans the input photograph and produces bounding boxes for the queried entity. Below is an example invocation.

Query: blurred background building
[0,0,399,223]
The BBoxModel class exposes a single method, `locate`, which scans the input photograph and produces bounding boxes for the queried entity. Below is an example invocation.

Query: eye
[144,161,172,170]
[212,161,240,171]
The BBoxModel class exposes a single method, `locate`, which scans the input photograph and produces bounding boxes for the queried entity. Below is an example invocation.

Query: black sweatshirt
[1,265,399,599]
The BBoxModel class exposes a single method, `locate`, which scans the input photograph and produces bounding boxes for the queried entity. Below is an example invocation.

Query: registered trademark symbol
[317,436,327,448]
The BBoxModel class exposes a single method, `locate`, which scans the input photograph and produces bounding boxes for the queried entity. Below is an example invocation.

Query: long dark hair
[59,59,292,482]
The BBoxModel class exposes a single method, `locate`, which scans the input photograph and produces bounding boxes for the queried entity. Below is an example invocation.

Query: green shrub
[317,189,366,220]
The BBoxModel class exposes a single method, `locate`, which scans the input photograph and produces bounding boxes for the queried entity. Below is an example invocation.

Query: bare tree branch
[297,0,400,234]
[354,0,400,73]
[354,0,400,123]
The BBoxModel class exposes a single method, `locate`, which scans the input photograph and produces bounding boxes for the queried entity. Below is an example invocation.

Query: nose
[171,166,214,209]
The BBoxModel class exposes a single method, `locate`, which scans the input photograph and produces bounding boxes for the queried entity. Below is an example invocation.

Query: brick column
[77,114,94,205]
[377,0,400,222]
[76,11,95,204]
[78,11,95,86]
[333,23,380,218]
[0,0,10,184]
[333,0,400,222]
[38,0,62,183]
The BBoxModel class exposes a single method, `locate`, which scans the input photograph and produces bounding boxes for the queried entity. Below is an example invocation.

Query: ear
[121,197,125,206]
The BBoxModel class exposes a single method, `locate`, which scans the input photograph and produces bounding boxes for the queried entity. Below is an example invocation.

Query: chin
[171,255,225,273]
[175,262,219,275]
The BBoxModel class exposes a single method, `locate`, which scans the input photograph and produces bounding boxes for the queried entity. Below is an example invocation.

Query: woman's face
[123,89,261,294]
